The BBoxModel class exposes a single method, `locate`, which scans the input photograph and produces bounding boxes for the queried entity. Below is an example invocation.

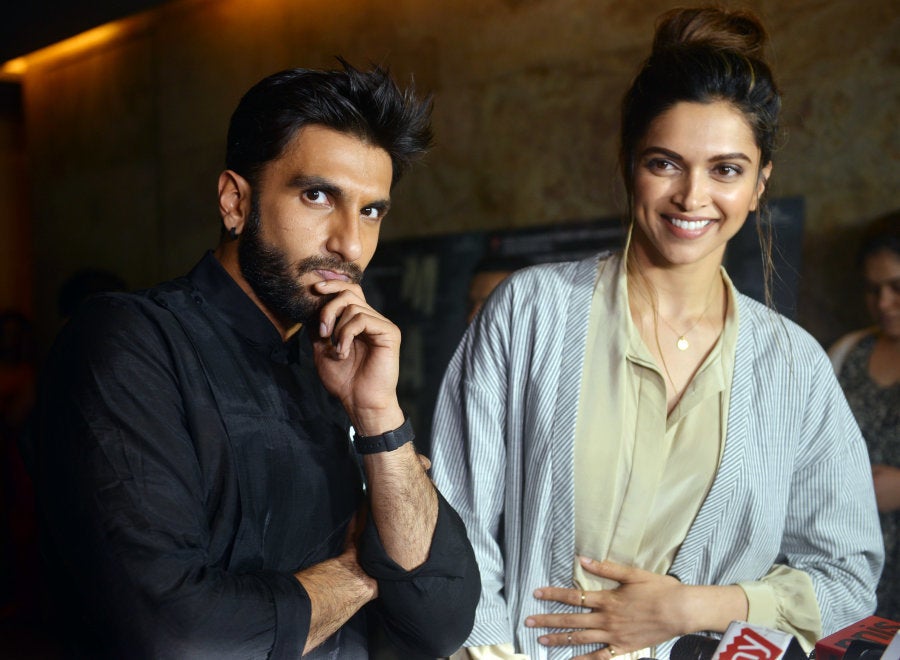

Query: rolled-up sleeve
[358,491,481,657]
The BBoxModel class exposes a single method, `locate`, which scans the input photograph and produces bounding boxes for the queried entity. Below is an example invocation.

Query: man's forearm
[295,551,377,655]
[363,442,439,570]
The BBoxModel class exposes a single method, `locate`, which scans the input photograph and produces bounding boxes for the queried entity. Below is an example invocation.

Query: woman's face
[863,248,900,340]
[630,100,772,271]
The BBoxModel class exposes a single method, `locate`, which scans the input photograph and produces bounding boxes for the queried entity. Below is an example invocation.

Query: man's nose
[325,209,363,263]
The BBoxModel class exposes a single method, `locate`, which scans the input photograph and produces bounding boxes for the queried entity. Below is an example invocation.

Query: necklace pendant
[676,336,690,351]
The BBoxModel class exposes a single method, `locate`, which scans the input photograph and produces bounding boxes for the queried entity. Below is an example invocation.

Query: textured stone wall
[14,0,900,352]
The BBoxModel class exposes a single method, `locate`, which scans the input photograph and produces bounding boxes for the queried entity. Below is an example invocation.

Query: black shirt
[34,252,478,659]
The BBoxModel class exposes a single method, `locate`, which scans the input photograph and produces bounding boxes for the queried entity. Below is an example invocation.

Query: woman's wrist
[681,584,749,634]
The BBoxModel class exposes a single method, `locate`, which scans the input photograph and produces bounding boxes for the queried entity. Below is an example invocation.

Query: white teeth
[669,217,712,231]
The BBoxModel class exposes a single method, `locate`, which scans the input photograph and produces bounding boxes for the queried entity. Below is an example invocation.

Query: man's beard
[238,198,363,327]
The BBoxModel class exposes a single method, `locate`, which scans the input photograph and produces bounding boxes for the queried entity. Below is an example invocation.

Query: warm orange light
[0,58,27,79]
[0,18,147,81]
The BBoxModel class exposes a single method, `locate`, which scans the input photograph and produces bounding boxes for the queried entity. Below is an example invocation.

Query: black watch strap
[354,417,414,454]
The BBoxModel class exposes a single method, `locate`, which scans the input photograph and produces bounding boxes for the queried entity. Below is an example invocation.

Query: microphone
[671,634,721,660]
[816,617,900,660]
[672,621,807,660]
[712,621,807,660]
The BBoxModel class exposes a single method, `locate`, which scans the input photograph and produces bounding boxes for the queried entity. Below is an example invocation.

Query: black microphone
[671,634,721,660]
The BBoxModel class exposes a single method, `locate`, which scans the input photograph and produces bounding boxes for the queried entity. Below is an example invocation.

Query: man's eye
[361,207,382,220]
[304,190,328,204]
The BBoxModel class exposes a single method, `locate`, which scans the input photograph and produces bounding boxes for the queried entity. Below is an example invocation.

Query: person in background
[33,61,479,659]
[466,255,530,324]
[828,211,900,621]
[432,7,882,660]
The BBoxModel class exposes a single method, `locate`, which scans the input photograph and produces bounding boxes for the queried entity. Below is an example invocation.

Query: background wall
[6,0,900,354]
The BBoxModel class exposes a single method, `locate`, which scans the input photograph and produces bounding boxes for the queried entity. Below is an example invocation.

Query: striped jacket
[430,252,883,659]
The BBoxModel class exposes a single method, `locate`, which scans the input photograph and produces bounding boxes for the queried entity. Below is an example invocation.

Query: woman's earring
[229,226,238,240]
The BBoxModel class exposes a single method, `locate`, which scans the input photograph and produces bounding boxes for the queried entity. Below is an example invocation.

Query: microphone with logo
[815,616,900,660]
[670,618,900,660]
[670,621,807,660]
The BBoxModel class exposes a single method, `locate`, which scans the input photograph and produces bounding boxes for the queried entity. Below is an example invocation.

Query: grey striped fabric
[430,252,883,660]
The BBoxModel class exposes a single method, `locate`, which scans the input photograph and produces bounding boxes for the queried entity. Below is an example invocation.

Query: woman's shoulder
[733,292,833,366]
[826,327,877,375]
[490,252,605,306]
[828,327,876,357]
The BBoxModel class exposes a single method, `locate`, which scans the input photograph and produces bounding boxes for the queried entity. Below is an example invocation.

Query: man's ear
[218,170,252,236]
[750,162,773,212]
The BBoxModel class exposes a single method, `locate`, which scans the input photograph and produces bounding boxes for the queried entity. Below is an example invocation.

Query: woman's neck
[625,242,726,323]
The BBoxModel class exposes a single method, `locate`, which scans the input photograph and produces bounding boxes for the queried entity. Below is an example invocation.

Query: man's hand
[524,557,747,659]
[295,510,378,655]
[872,464,900,513]
[310,279,403,434]
[310,278,437,572]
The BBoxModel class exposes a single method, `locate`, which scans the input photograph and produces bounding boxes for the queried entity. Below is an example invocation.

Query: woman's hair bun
[652,6,769,60]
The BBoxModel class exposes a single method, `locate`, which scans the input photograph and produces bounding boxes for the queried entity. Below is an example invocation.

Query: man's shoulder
[51,275,200,365]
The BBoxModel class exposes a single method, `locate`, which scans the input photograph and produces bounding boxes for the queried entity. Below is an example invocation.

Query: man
[33,62,479,659]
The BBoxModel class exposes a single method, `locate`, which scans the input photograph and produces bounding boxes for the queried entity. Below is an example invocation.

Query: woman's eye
[646,158,677,173]
[714,164,743,177]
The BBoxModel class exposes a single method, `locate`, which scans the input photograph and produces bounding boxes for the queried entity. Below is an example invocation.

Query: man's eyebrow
[364,199,392,214]
[287,174,390,212]
[288,175,342,198]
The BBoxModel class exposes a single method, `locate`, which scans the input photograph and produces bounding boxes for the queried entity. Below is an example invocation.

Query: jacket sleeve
[357,490,481,657]
[781,344,884,634]
[35,296,311,659]
[430,306,517,648]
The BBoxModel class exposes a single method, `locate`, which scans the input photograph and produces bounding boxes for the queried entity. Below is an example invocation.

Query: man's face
[238,125,393,327]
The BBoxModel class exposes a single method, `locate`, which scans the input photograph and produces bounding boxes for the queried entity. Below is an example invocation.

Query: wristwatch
[354,417,415,454]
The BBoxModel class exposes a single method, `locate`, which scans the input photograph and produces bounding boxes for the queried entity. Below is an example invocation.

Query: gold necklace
[658,287,717,351]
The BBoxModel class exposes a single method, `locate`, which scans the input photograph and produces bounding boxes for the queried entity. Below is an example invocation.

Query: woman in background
[432,6,883,660]
[829,212,900,621]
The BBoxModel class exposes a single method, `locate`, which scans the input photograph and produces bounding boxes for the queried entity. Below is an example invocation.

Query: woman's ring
[609,647,617,657]
[567,633,573,644]
[580,590,586,606]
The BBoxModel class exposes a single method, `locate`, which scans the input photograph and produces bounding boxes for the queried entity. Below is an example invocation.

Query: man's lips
[314,269,351,282]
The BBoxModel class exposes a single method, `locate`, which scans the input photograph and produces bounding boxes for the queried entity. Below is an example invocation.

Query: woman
[828,213,900,620]
[431,7,883,660]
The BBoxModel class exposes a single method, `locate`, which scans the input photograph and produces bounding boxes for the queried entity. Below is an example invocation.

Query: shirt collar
[186,250,303,365]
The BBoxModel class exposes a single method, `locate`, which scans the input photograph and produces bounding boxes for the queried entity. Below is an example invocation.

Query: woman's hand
[524,557,748,660]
